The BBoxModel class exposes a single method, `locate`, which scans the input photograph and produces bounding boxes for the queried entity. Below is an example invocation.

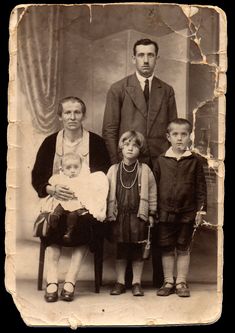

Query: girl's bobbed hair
[118,130,145,152]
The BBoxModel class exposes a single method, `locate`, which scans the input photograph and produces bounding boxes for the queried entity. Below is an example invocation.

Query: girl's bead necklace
[122,159,138,173]
[120,160,139,189]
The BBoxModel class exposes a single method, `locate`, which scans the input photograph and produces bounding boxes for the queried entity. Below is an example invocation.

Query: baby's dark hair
[118,130,145,152]
[167,118,193,134]
[62,153,82,167]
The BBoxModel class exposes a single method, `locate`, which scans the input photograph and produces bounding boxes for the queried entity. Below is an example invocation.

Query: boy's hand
[195,212,204,227]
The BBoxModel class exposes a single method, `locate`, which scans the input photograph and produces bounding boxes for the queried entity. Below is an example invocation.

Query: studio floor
[10,231,221,327]
[13,279,221,327]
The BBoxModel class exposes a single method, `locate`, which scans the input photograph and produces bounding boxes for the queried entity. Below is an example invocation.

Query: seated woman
[32,96,110,302]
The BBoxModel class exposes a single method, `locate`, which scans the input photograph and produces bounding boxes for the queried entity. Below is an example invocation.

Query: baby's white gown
[40,164,109,222]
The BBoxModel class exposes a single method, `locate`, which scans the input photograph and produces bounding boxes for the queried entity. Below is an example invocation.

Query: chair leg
[94,237,104,293]
[38,241,46,290]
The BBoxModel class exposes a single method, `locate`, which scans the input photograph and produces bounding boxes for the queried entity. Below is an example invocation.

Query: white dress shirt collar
[165,147,192,160]
[135,71,154,91]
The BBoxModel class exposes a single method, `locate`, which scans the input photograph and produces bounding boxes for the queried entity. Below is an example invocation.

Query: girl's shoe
[132,283,144,296]
[60,282,76,301]
[44,282,59,302]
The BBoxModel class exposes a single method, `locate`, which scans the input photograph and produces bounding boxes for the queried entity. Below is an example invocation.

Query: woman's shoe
[60,282,76,302]
[44,283,59,302]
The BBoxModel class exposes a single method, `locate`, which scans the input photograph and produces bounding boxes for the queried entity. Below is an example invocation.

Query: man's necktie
[144,79,149,105]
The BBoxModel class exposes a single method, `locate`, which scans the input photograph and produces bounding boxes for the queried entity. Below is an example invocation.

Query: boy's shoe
[175,282,190,297]
[132,283,144,296]
[157,282,175,296]
[110,282,126,295]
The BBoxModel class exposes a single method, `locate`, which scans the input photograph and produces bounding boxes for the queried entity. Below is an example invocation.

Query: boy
[154,118,207,297]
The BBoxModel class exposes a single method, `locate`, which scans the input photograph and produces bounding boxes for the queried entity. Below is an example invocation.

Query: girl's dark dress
[114,163,147,260]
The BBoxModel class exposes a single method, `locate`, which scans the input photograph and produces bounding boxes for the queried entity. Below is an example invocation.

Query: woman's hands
[46,184,75,201]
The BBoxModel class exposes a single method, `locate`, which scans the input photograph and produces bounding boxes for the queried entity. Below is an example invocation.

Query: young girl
[41,153,109,243]
[106,130,157,296]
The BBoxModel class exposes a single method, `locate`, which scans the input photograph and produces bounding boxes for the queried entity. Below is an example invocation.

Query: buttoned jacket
[102,73,177,165]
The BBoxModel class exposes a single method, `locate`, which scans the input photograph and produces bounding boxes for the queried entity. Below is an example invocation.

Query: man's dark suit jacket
[102,73,177,166]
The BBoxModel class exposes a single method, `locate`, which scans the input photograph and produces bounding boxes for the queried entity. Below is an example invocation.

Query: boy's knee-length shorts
[156,212,195,252]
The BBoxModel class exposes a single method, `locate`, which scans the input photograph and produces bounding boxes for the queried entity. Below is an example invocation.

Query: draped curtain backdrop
[18,6,62,133]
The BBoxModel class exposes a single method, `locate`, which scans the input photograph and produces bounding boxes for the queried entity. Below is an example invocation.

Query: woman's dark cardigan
[32,131,111,198]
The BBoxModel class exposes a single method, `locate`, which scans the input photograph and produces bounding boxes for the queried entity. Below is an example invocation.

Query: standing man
[102,38,177,169]
[102,38,178,288]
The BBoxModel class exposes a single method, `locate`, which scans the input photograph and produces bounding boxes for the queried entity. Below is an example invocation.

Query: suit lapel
[126,74,147,118]
[147,77,164,134]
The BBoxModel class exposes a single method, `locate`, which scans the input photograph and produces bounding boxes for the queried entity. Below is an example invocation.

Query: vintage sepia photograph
[6,3,226,327]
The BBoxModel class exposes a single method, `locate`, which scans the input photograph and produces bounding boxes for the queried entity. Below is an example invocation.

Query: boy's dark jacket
[154,152,207,216]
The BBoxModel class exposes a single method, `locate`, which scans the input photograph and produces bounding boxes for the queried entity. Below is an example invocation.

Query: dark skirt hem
[41,213,96,248]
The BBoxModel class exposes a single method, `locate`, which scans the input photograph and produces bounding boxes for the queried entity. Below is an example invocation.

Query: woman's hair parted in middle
[57,96,87,116]
[118,130,145,152]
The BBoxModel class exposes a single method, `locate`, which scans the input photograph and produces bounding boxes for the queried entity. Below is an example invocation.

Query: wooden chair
[37,231,104,293]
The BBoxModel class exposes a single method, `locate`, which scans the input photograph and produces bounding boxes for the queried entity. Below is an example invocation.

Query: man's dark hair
[167,118,193,134]
[133,39,159,56]
[57,96,86,116]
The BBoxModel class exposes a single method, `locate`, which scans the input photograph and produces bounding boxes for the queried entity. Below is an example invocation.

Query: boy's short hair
[62,153,82,167]
[57,96,86,116]
[167,118,193,134]
[118,130,145,152]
